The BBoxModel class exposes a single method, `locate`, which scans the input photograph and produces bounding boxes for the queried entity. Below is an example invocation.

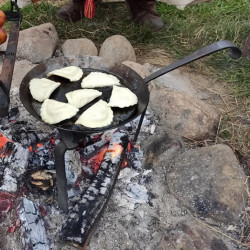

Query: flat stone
[17,23,59,63]
[151,66,198,95]
[160,218,238,250]
[166,144,247,224]
[99,35,136,64]
[62,38,98,57]
[149,88,220,140]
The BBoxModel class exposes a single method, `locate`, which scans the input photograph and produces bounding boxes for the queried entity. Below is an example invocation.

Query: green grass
[1,0,250,96]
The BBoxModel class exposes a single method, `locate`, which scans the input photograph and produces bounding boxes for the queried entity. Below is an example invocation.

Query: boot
[56,0,84,22]
[56,0,101,22]
[126,0,164,29]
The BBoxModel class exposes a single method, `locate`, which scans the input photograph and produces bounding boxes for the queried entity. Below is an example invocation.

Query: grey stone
[142,131,184,169]
[149,88,220,140]
[62,38,98,57]
[10,59,36,89]
[166,144,247,224]
[151,66,198,95]
[17,23,59,63]
[122,61,151,79]
[99,35,136,63]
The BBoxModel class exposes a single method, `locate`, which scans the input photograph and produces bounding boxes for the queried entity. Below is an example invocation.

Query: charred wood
[61,130,129,247]
[79,140,108,160]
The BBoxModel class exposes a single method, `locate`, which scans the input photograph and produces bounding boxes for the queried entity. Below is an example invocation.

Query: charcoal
[79,139,108,160]
[18,198,50,250]
[61,130,129,246]
[0,143,29,176]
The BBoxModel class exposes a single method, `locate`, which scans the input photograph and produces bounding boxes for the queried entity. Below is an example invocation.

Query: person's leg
[57,0,101,22]
[126,0,164,29]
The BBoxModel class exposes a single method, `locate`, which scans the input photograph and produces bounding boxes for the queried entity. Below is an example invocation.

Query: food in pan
[108,85,138,108]
[29,78,61,102]
[65,89,102,108]
[81,72,120,88]
[47,66,83,82]
[40,99,79,124]
[75,100,113,128]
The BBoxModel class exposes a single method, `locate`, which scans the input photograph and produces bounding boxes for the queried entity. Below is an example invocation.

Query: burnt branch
[61,130,129,246]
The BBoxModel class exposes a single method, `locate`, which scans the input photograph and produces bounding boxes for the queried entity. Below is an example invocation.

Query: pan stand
[133,107,147,143]
[55,106,147,214]
[54,129,89,214]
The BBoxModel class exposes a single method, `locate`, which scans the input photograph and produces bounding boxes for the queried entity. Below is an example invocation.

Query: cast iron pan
[19,40,241,134]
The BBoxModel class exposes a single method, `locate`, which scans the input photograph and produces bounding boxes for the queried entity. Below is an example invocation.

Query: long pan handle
[144,40,241,84]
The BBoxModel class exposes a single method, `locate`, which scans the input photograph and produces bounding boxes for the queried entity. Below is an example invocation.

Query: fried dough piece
[81,72,120,88]
[47,66,83,82]
[75,100,113,128]
[40,99,79,124]
[108,85,138,108]
[66,89,102,108]
[29,78,61,102]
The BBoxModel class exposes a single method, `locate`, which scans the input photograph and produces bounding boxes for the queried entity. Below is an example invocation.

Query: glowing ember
[82,145,109,175]
[108,144,123,159]
[29,143,44,153]
[0,133,13,157]
[0,133,11,149]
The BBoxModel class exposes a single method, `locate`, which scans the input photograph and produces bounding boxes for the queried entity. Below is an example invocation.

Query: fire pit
[0,3,243,247]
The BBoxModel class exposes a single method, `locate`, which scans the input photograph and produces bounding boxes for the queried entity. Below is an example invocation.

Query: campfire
[0,2,244,248]
[0,103,148,248]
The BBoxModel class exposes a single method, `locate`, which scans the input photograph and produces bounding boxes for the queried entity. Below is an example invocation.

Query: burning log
[18,198,50,250]
[61,130,129,248]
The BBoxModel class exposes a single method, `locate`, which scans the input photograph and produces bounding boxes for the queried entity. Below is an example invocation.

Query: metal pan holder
[144,40,242,84]
[0,0,22,117]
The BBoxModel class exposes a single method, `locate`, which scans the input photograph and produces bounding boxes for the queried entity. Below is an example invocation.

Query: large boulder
[17,23,59,63]
[166,144,247,224]
[62,38,98,57]
[99,35,136,63]
[149,88,220,140]
[11,59,36,89]
[160,219,237,250]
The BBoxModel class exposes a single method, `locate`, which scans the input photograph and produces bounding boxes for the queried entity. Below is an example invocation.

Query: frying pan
[19,40,241,134]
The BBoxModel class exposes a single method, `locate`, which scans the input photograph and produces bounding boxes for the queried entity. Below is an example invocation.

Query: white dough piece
[40,99,79,124]
[66,89,102,108]
[47,66,83,82]
[108,85,138,108]
[81,72,121,88]
[29,78,61,102]
[75,100,113,128]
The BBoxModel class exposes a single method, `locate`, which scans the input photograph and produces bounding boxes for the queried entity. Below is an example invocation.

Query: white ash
[114,168,152,210]
[118,167,140,183]
[125,183,149,203]
[0,168,18,193]
[18,198,50,250]
[0,142,29,175]
[65,150,81,186]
